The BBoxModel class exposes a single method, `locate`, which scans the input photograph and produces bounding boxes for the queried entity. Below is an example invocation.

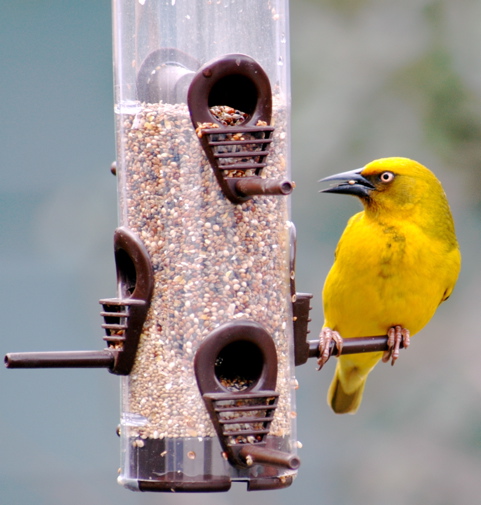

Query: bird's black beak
[319,168,375,198]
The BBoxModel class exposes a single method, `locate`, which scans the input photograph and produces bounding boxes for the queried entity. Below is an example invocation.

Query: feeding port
[188,54,293,204]
[195,320,300,474]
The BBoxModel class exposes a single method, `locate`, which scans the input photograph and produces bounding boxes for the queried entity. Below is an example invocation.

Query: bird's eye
[379,171,394,183]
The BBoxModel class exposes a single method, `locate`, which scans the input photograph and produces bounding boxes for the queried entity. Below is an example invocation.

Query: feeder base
[119,435,297,492]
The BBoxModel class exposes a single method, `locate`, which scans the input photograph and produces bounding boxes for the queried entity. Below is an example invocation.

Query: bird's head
[319,157,447,217]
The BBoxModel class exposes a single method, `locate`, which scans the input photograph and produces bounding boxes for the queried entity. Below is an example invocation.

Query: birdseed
[115,96,295,443]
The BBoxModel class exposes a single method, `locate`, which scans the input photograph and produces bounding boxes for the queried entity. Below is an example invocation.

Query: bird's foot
[382,325,410,366]
[317,327,343,370]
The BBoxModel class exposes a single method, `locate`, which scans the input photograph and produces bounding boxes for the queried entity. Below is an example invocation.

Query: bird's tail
[327,368,366,414]
[327,354,381,414]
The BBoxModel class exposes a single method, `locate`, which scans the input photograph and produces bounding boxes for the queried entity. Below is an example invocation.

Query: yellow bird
[318,157,461,414]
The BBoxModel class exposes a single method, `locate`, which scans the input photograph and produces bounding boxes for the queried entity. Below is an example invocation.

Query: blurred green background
[1,0,481,504]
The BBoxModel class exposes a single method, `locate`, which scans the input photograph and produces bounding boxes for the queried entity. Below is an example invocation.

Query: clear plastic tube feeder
[4,0,315,494]
[112,0,299,493]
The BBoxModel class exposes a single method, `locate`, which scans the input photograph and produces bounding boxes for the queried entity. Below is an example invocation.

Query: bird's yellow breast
[322,211,460,338]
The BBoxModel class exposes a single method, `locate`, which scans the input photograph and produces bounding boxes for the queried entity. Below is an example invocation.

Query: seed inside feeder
[210,105,248,126]
[116,96,292,443]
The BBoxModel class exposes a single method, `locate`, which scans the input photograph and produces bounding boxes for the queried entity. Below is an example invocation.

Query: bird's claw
[317,328,343,370]
[382,325,410,366]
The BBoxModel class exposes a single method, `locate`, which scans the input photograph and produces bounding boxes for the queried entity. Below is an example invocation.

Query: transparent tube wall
[112,0,295,491]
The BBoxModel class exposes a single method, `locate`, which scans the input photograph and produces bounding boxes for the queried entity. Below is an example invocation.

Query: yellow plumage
[320,157,461,414]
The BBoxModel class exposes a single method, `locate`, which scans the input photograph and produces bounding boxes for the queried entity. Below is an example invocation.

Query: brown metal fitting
[232,178,294,198]
[4,227,154,376]
[292,293,314,366]
[307,335,403,359]
[238,445,300,470]
[293,334,404,367]
[188,54,293,204]
[5,350,115,369]
[99,226,154,374]
[194,321,299,472]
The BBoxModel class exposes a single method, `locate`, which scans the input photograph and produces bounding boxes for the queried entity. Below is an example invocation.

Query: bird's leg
[382,325,410,366]
[317,327,343,370]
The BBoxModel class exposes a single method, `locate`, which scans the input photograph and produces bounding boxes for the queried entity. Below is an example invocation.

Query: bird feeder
[5,0,304,493]
[110,0,299,492]
[4,0,398,495]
